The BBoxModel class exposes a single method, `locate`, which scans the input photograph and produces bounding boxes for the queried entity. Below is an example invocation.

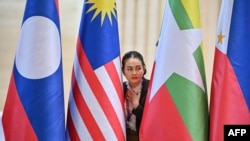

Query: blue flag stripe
[228,0,250,110]
[23,0,61,34]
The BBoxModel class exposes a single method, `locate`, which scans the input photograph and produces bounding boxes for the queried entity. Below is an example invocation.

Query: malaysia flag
[2,0,65,140]
[210,0,250,141]
[65,0,125,140]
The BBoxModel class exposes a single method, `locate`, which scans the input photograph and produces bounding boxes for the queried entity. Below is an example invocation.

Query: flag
[1,0,65,140]
[140,0,208,140]
[65,0,125,140]
[210,0,250,140]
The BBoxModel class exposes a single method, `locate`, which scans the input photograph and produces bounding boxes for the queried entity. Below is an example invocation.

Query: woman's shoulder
[142,78,150,88]
[143,77,150,84]
[122,81,128,93]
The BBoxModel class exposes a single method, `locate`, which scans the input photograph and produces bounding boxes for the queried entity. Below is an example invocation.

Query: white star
[150,8,205,100]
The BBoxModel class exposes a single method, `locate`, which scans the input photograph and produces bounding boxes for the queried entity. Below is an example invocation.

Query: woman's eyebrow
[126,65,142,67]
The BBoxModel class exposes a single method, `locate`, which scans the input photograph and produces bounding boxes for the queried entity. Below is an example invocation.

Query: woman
[122,51,149,141]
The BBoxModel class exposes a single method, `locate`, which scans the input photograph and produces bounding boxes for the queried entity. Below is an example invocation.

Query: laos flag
[2,0,65,140]
[210,0,250,141]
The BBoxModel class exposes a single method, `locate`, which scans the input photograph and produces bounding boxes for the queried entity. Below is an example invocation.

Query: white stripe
[113,57,123,83]
[95,57,126,136]
[74,57,117,140]
[216,0,233,54]
[0,112,5,141]
[68,89,92,141]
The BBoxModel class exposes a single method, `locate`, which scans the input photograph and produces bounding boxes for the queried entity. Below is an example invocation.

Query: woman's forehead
[125,58,143,66]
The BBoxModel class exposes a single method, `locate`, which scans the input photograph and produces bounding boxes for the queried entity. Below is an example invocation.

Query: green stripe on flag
[166,73,208,141]
[169,0,193,30]
[193,45,207,92]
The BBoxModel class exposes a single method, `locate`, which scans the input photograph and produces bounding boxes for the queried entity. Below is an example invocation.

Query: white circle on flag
[15,16,61,79]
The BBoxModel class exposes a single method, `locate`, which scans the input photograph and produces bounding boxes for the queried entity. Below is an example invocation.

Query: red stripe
[54,0,59,13]
[104,61,126,139]
[76,38,125,140]
[67,70,81,140]
[66,108,80,141]
[140,83,192,141]
[72,68,105,140]
[210,48,250,141]
[104,61,124,109]
[2,73,38,141]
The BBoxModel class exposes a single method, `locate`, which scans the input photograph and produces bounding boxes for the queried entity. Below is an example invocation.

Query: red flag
[66,0,125,140]
[210,0,250,141]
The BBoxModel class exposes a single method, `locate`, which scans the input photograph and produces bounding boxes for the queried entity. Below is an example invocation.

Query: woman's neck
[129,83,140,88]
[127,79,143,91]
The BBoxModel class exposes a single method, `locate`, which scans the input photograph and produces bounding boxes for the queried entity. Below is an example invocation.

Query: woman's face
[123,57,145,87]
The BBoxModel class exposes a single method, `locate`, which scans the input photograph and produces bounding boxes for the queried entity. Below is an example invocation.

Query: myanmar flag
[210,0,250,141]
[139,0,208,140]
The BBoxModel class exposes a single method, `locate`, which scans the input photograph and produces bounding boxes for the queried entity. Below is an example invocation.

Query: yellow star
[217,31,226,44]
[86,0,117,25]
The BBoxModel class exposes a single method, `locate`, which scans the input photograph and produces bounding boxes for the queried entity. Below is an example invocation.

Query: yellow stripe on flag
[182,0,201,28]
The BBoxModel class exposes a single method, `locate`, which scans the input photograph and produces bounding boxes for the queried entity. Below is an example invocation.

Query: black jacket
[123,77,149,133]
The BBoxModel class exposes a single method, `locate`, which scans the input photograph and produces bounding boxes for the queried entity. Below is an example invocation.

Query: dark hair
[122,51,147,75]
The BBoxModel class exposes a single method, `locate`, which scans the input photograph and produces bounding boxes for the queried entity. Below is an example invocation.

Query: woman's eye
[136,67,141,71]
[125,66,142,72]
[126,68,132,71]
